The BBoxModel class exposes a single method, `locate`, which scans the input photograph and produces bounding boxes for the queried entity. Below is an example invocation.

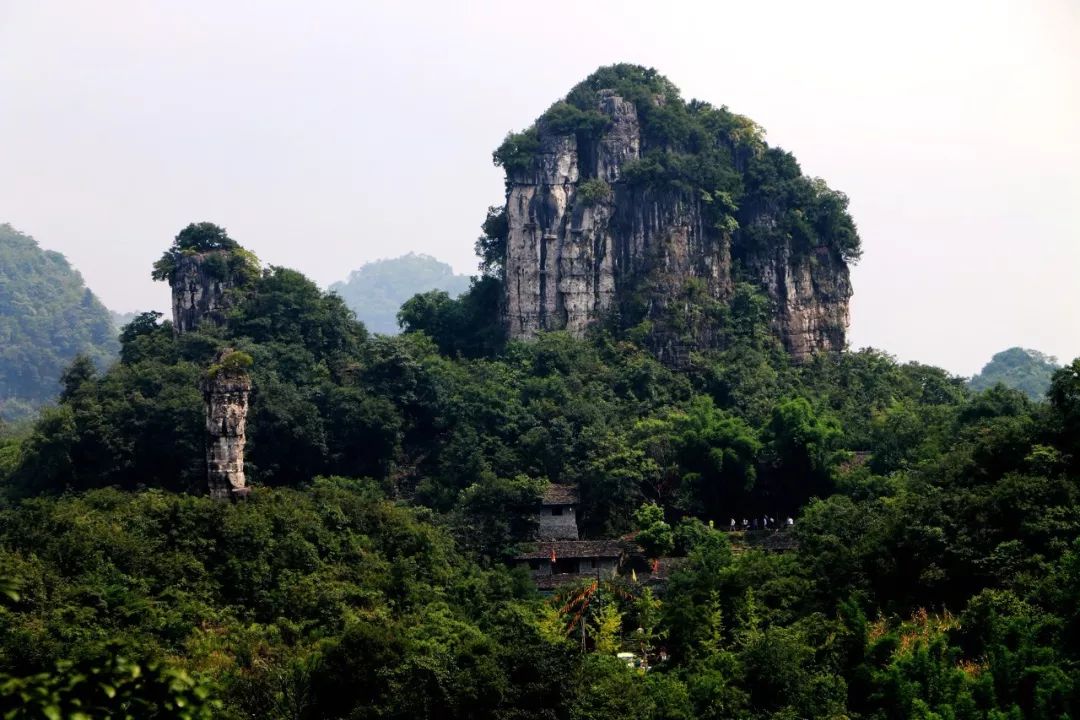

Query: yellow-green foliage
[577,178,612,206]
[206,351,253,381]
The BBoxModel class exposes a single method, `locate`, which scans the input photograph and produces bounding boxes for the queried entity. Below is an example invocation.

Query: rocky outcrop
[747,244,851,361]
[169,252,237,334]
[203,350,251,500]
[504,91,638,339]
[501,89,852,362]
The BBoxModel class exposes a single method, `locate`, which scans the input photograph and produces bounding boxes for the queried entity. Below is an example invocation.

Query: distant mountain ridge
[329,253,471,335]
[969,346,1060,400]
[0,223,118,419]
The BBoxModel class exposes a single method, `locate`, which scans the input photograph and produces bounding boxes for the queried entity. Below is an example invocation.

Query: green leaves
[0,654,220,720]
[577,178,612,207]
[634,503,675,558]
[329,253,473,334]
[150,222,249,284]
[492,127,540,175]
[971,347,1060,400]
[0,576,19,603]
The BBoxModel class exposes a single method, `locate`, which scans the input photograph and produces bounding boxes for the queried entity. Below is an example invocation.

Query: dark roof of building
[534,572,606,591]
[541,484,579,506]
[513,539,624,560]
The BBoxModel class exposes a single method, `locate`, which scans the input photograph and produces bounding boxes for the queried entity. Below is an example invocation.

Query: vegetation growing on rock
[151,221,260,286]
[489,64,859,361]
[498,64,860,264]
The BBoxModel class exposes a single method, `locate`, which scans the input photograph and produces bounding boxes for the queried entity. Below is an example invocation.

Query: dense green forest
[3,222,1080,718]
[970,348,1060,400]
[2,66,1080,719]
[0,224,118,421]
[328,254,470,335]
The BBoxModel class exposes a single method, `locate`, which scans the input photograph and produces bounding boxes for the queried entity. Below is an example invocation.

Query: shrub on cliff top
[205,350,253,381]
[492,126,540,176]
[492,64,862,264]
[151,222,260,284]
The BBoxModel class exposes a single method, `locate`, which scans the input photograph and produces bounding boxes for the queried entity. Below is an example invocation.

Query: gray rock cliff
[169,252,238,335]
[501,88,852,362]
[202,350,251,500]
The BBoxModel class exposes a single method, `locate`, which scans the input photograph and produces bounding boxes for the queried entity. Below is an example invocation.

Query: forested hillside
[3,220,1080,718]
[328,253,471,335]
[0,224,117,420]
[970,347,1060,400]
[2,67,1080,719]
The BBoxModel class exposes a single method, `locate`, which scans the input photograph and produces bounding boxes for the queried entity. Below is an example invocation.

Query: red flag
[550,547,557,563]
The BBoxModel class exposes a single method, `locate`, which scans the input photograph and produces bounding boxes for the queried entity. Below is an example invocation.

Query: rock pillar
[169,252,237,335]
[203,350,252,500]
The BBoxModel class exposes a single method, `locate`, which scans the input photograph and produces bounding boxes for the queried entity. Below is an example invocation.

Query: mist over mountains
[328,253,471,335]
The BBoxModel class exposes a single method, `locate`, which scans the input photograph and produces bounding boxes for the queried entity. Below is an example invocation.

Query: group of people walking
[728,516,793,532]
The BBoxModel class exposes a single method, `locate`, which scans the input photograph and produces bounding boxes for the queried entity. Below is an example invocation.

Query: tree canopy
[150,222,259,284]
[5,217,1079,717]
[970,346,1060,400]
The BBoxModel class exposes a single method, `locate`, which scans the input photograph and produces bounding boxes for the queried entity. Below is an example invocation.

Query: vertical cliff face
[747,244,852,361]
[504,91,675,339]
[203,350,251,500]
[499,67,856,362]
[169,252,238,335]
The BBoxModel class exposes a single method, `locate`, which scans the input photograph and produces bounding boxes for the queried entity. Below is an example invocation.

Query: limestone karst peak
[495,64,857,362]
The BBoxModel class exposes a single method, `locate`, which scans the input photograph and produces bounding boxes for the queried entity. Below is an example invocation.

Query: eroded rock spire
[202,349,252,500]
[152,222,259,335]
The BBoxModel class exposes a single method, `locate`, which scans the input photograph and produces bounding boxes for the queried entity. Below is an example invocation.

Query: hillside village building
[535,484,580,540]
[513,484,624,590]
[513,484,798,591]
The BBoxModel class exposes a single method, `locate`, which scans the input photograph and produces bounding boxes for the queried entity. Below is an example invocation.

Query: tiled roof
[541,484,579,506]
[534,572,606,591]
[514,539,624,560]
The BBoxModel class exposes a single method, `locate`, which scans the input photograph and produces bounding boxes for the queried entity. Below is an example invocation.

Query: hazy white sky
[1,0,1076,375]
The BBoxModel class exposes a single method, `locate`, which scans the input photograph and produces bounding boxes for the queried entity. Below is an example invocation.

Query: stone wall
[536,506,580,540]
